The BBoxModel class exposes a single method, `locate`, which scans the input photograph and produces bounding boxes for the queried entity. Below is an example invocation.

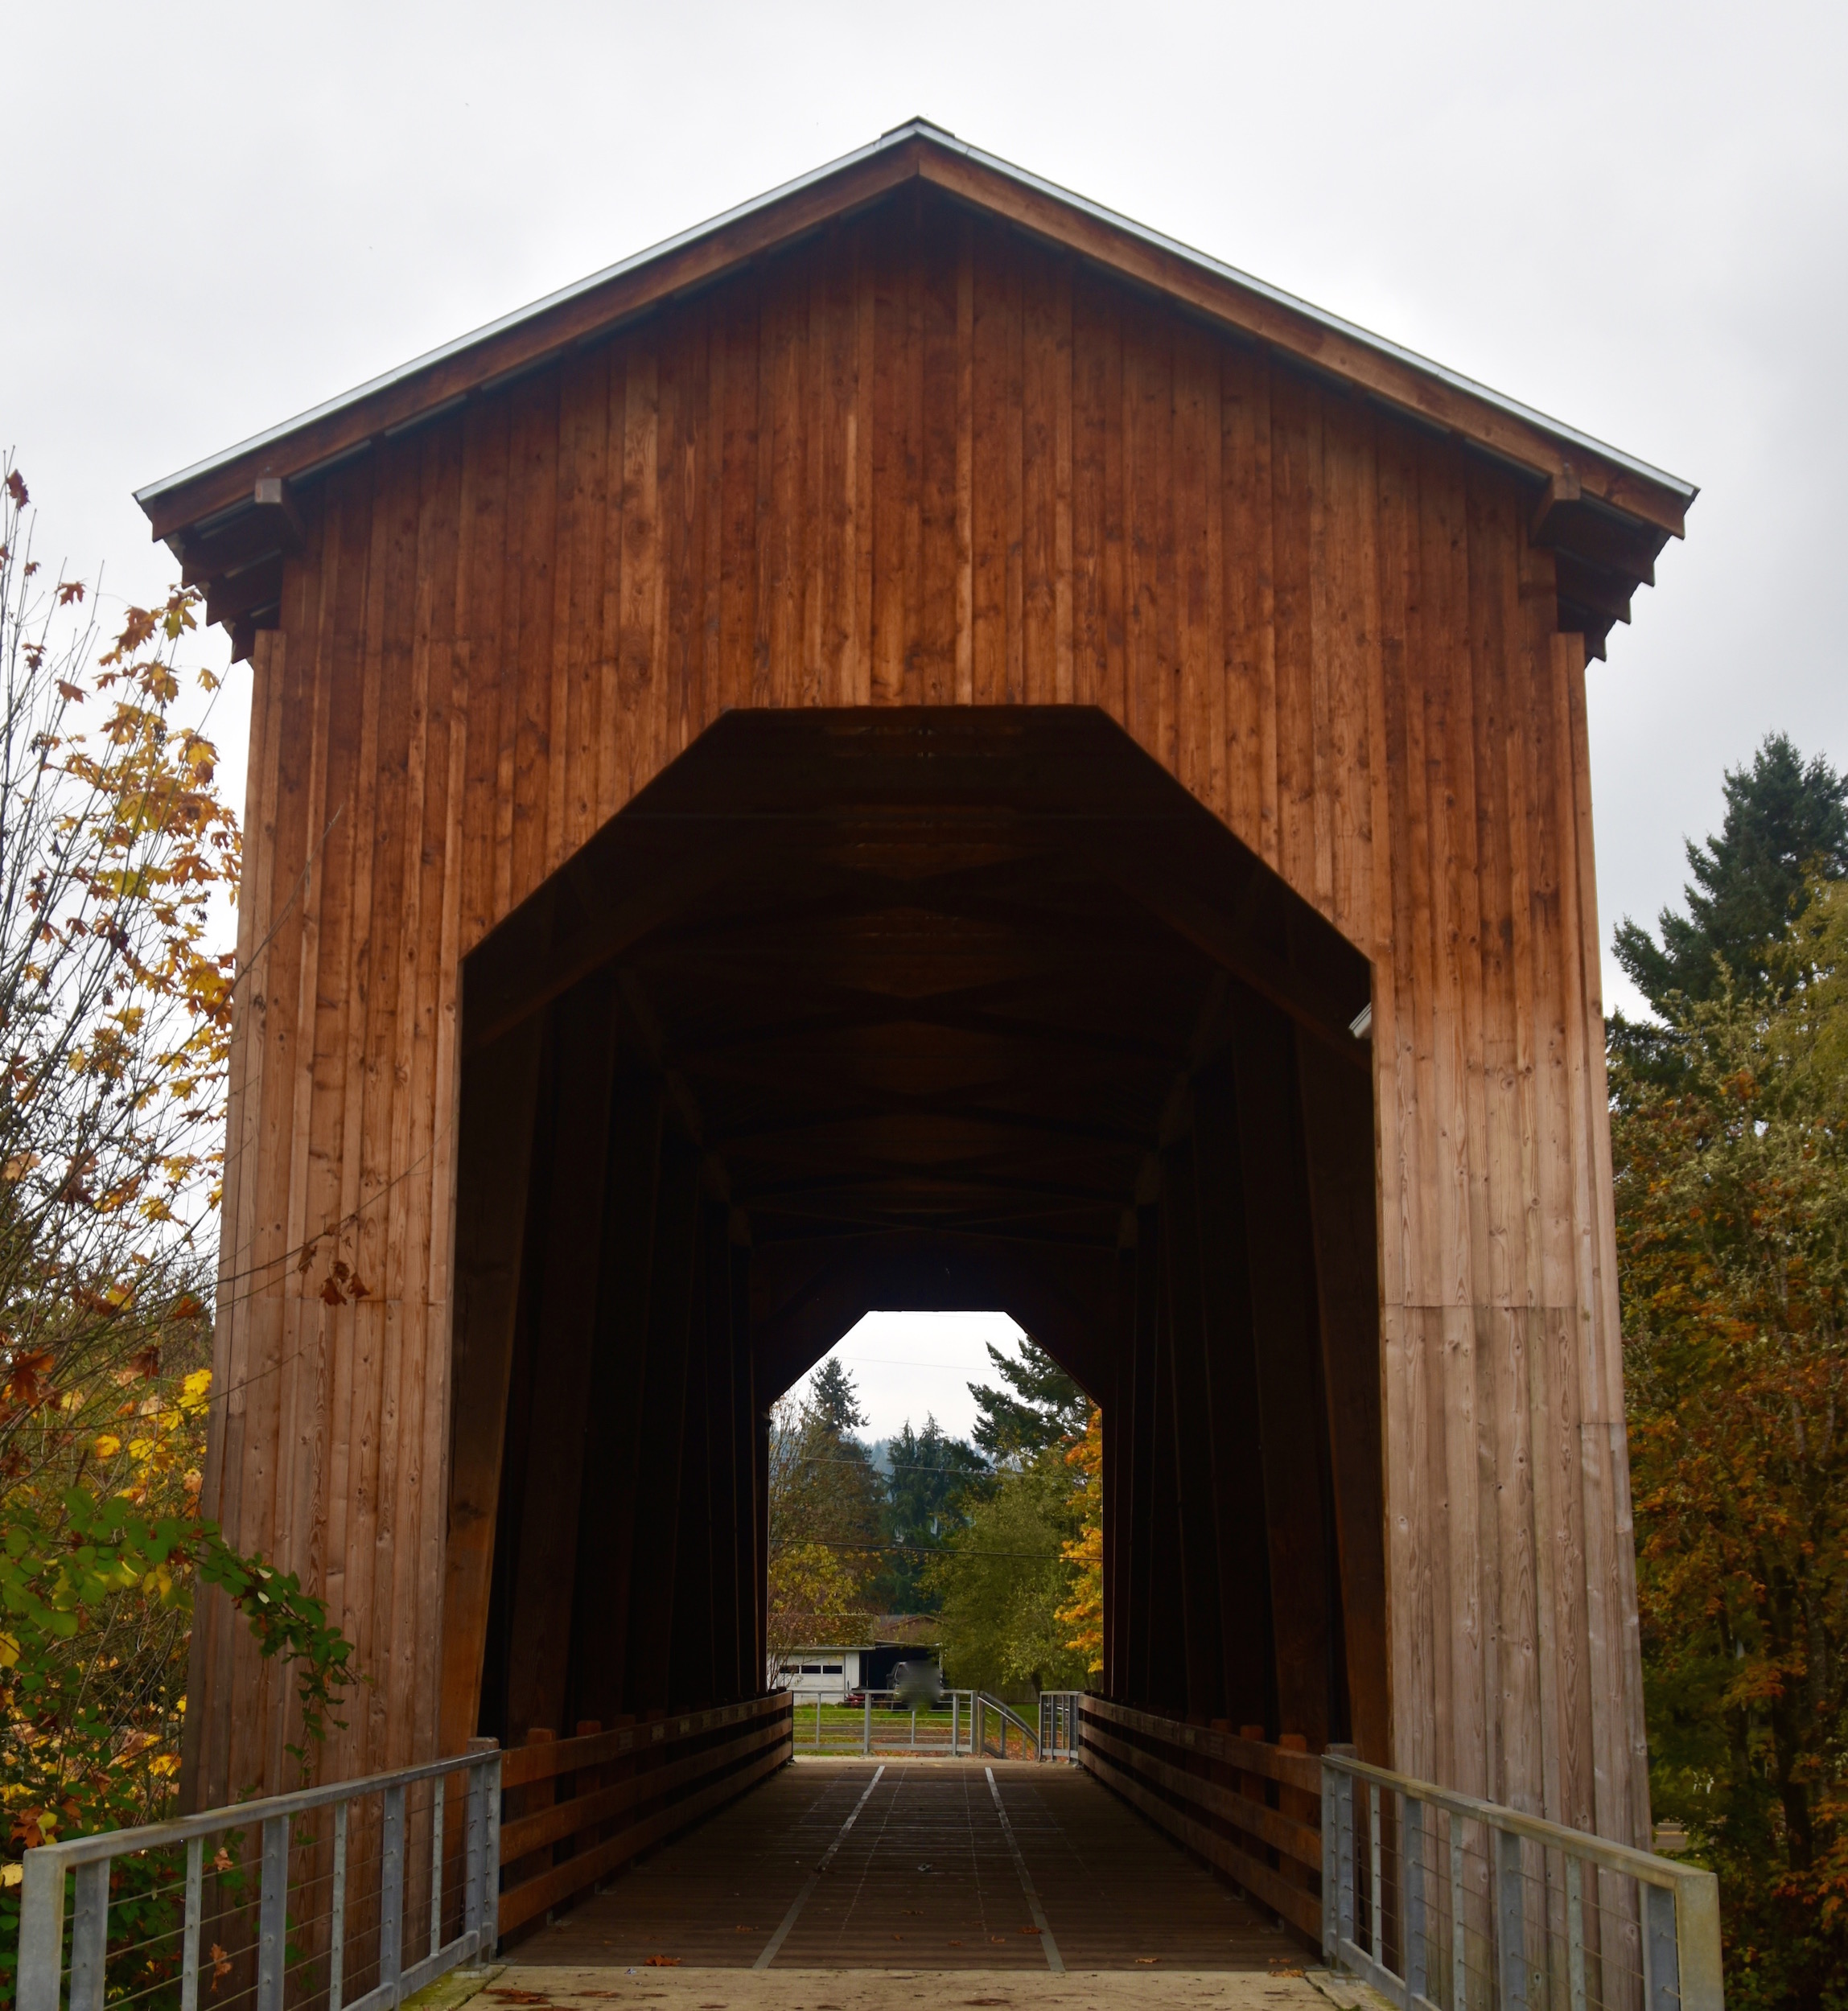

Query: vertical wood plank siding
[198,194,1644,1843]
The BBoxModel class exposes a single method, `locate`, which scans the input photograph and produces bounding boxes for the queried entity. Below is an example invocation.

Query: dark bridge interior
[444,707,1388,1769]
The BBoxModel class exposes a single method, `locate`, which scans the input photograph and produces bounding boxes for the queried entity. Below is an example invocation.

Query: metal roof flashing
[134,120,1695,523]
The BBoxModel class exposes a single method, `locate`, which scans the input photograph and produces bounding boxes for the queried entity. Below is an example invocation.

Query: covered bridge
[140,121,1690,1895]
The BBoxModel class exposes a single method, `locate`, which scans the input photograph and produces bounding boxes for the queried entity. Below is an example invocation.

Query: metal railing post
[330,1803,349,2011]
[1403,1795,1426,2008]
[862,1689,871,1756]
[1322,1761,1340,1964]
[381,1783,406,1996]
[1644,1882,1680,2011]
[19,1847,68,2011]
[430,1776,446,1958]
[464,1762,487,1945]
[1494,1825,1528,2011]
[1674,1868,1725,2011]
[483,1752,503,1960]
[1335,1766,1356,1958]
[68,1857,109,2011]
[181,1835,203,2011]
[950,1692,959,1756]
[1370,1783,1384,1968]
[258,1814,289,2011]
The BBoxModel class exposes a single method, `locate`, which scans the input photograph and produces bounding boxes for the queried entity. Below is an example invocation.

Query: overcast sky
[10,1,1844,1426]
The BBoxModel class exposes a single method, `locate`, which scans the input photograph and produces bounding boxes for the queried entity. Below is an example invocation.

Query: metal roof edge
[134,118,1696,517]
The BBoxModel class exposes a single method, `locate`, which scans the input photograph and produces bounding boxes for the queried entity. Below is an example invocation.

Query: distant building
[772,1633,941,1699]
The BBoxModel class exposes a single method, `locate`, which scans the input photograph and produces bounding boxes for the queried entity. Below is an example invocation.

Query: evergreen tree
[879,1416,990,1614]
[807,1355,867,1434]
[1614,733,1848,1014]
[969,1337,1089,1459]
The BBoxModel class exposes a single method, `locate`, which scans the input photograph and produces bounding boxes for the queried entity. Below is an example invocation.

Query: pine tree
[879,1416,990,1614]
[807,1355,866,1434]
[1614,733,1848,1014]
[968,1337,1089,1459]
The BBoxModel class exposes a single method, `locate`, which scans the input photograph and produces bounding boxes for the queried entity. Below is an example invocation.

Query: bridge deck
[512,1758,1307,1972]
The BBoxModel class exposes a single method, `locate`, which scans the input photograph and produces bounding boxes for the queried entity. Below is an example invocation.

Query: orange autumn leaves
[1057,1409,1103,1677]
[1614,884,1848,2006]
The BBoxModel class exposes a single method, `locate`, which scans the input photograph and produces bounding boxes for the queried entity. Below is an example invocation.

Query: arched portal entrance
[446,706,1384,1767]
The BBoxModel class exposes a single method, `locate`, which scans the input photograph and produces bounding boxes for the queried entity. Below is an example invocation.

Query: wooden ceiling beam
[177,477,306,586]
[1551,553,1635,628]
[706,1098,1153,1149]
[1071,839,1371,1069]
[671,1001,1182,1064]
[735,1162,1127,1206]
[462,837,746,1054]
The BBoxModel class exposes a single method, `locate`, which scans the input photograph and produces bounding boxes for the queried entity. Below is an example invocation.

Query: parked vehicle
[892,1659,946,1708]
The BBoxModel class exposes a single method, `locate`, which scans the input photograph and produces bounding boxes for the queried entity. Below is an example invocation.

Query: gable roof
[138,120,1694,659]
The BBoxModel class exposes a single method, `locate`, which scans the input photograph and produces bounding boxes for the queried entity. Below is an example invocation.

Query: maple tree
[1615,883,1848,2011]
[1056,1408,1103,1678]
[0,465,357,2007]
[927,1436,1089,1696]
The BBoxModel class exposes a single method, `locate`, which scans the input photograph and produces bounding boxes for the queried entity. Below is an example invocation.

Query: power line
[787,1453,995,1478]
[768,1538,1064,1560]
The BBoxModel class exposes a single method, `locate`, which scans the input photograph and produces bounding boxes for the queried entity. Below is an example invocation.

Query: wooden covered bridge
[137,120,1694,1974]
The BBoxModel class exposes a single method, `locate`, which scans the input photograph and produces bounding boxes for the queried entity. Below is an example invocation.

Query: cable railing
[17,1745,500,2011]
[784,1687,1052,1758]
[1320,1754,1723,2011]
[1039,1691,1085,1762]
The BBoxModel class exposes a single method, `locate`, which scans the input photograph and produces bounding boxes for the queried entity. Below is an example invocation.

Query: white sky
[10,2,1846,1422]
[785,1312,1029,1447]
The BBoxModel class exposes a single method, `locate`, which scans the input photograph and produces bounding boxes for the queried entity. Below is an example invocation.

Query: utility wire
[768,1538,1063,1559]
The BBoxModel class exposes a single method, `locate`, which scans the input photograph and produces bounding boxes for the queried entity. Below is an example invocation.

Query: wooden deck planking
[519,1762,1303,1972]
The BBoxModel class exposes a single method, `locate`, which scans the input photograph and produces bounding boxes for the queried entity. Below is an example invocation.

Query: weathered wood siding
[194,190,1644,1849]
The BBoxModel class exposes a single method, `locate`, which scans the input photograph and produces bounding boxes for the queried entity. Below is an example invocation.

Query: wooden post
[705,1210,743,1704]
[563,1063,665,1728]
[1228,989,1336,1749]
[666,1201,718,1709]
[1296,1023,1393,1762]
[504,977,624,1742]
[438,1017,546,1758]
[1191,1055,1278,1733]
[1124,1203,1160,1705]
[1105,1243,1136,1699]
[1161,1131,1226,1720]
[1146,1230,1189,1718]
[622,1126,700,1714]
[730,1243,759,1697]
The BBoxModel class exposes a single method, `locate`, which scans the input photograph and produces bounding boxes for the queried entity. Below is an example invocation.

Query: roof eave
[135,119,1695,550]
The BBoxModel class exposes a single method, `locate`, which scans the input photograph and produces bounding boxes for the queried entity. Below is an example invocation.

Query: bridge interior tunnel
[442,706,1389,1768]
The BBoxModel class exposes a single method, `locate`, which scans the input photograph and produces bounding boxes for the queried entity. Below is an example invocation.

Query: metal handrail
[973,1691,1039,1758]
[19,1743,503,2011]
[1321,1753,1723,2011]
[1039,1690,1085,1762]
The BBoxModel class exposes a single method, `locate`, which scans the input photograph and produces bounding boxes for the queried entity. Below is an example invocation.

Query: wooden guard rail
[498,1692,792,1937]
[1079,1696,1326,1943]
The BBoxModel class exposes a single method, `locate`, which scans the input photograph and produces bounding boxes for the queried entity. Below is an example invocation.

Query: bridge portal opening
[441,705,1386,1947]
[436,708,1383,1947]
